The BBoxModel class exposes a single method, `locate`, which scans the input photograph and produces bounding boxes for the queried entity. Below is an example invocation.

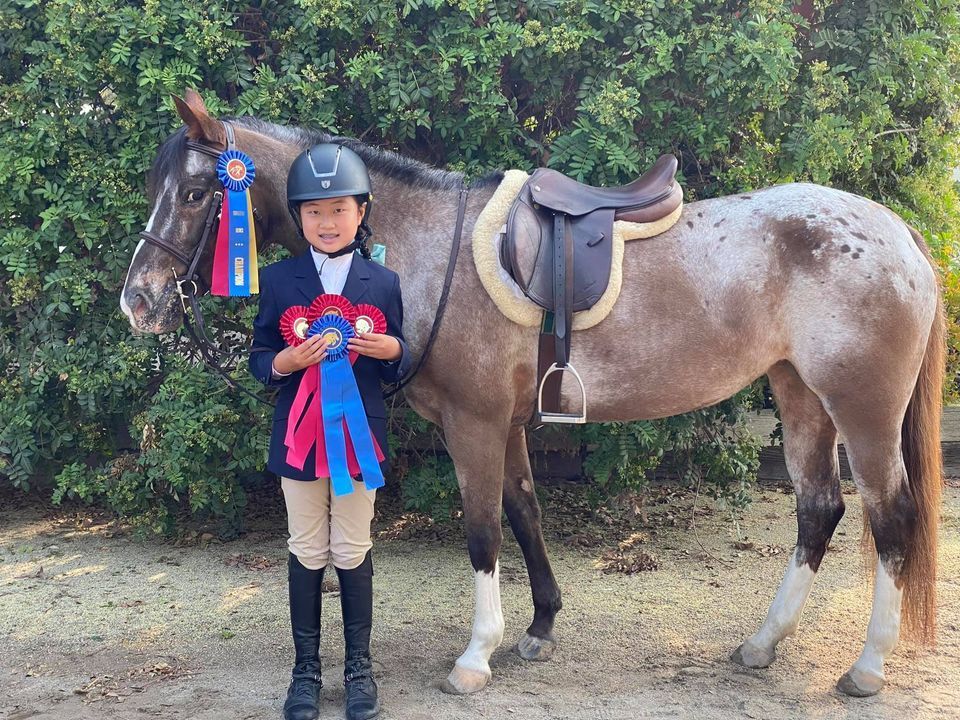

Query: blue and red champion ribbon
[281,297,389,495]
[212,149,259,296]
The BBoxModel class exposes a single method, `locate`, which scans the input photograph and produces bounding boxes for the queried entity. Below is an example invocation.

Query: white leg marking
[850,561,902,684]
[455,562,504,675]
[734,549,816,668]
[752,549,817,648]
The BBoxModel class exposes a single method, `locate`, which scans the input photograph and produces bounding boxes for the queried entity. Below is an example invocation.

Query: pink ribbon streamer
[283,363,385,478]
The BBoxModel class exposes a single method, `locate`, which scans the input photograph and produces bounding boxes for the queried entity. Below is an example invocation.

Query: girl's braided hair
[354,194,373,260]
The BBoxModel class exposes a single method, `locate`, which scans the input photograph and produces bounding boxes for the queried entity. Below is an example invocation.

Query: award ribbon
[314,314,385,495]
[212,149,259,296]
[308,294,357,325]
[353,303,387,335]
[350,303,387,363]
[280,296,387,495]
[279,305,312,347]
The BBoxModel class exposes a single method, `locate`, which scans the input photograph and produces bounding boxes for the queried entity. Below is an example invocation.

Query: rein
[383,183,468,399]
[138,120,469,407]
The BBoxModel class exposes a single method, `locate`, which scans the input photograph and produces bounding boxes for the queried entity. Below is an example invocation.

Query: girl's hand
[347,332,401,361]
[274,334,329,373]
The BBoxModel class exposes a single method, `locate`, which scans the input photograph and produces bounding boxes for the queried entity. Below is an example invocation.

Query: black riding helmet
[286,142,373,234]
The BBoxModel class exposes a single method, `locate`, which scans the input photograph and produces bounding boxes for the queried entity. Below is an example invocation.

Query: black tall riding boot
[337,551,380,720]
[283,553,324,720]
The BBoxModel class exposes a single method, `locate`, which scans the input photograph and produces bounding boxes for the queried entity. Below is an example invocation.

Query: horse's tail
[865,224,945,644]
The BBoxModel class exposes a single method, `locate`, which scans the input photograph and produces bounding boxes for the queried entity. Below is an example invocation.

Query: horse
[121,90,944,698]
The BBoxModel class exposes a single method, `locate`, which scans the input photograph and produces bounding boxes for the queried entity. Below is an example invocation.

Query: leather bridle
[138,120,272,406]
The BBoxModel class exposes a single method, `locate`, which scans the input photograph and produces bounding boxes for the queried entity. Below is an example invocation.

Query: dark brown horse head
[121,90,229,332]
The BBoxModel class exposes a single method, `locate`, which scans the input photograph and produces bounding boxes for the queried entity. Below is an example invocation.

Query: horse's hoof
[836,669,885,697]
[730,640,776,669]
[516,632,556,661]
[441,663,490,695]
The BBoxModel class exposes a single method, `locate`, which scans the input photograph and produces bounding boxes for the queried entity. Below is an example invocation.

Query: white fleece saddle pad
[472,169,683,330]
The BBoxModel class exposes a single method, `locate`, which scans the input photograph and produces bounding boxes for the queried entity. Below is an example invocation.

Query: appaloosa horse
[122,91,944,697]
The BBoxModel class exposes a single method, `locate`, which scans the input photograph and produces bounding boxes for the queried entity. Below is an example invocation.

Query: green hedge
[2,1,958,532]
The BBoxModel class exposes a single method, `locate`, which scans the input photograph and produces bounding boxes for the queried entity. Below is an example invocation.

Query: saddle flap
[502,178,614,313]
[529,155,679,216]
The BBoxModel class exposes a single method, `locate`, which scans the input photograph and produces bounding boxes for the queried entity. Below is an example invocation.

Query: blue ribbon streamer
[226,189,251,294]
[320,359,354,496]
[310,314,384,495]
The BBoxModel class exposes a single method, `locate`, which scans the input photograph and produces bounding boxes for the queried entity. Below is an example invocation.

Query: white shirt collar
[309,245,354,269]
[309,246,354,294]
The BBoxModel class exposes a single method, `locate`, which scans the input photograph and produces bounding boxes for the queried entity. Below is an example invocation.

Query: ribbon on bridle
[211,149,259,296]
[140,122,262,301]
[280,296,387,494]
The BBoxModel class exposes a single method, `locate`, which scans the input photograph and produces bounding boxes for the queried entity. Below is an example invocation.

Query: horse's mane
[150,115,504,192]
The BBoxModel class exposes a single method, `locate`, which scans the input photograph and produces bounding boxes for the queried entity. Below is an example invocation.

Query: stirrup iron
[536,362,586,424]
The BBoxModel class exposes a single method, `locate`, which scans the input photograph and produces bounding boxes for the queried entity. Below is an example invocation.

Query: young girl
[249,143,410,720]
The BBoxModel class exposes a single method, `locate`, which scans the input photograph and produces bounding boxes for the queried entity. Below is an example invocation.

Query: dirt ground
[1,479,958,720]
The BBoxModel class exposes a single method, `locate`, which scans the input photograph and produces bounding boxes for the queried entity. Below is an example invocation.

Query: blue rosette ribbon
[307,314,385,495]
[216,149,256,192]
[213,149,258,295]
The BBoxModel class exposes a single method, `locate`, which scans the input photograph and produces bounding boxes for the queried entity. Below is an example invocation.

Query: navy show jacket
[248,250,411,481]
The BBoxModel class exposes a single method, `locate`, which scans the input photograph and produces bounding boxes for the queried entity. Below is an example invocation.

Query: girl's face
[299,196,366,254]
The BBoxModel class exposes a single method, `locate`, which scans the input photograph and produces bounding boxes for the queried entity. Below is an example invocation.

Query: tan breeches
[281,476,376,570]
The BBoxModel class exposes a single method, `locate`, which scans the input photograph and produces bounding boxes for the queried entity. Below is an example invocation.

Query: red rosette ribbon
[307,294,357,325]
[349,303,387,364]
[352,304,387,335]
[279,305,313,347]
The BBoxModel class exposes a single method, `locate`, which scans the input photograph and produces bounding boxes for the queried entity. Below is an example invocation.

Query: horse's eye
[185,190,205,204]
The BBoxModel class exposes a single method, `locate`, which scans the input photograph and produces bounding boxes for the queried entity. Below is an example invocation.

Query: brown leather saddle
[499,154,682,423]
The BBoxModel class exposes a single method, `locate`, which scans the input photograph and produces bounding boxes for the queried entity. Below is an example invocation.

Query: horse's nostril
[128,288,152,318]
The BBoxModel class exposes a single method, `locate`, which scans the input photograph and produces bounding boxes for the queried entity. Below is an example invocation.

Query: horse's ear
[171,89,225,147]
[183,87,205,111]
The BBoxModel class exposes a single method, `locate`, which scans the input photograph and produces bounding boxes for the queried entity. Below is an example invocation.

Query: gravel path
[2,481,958,719]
